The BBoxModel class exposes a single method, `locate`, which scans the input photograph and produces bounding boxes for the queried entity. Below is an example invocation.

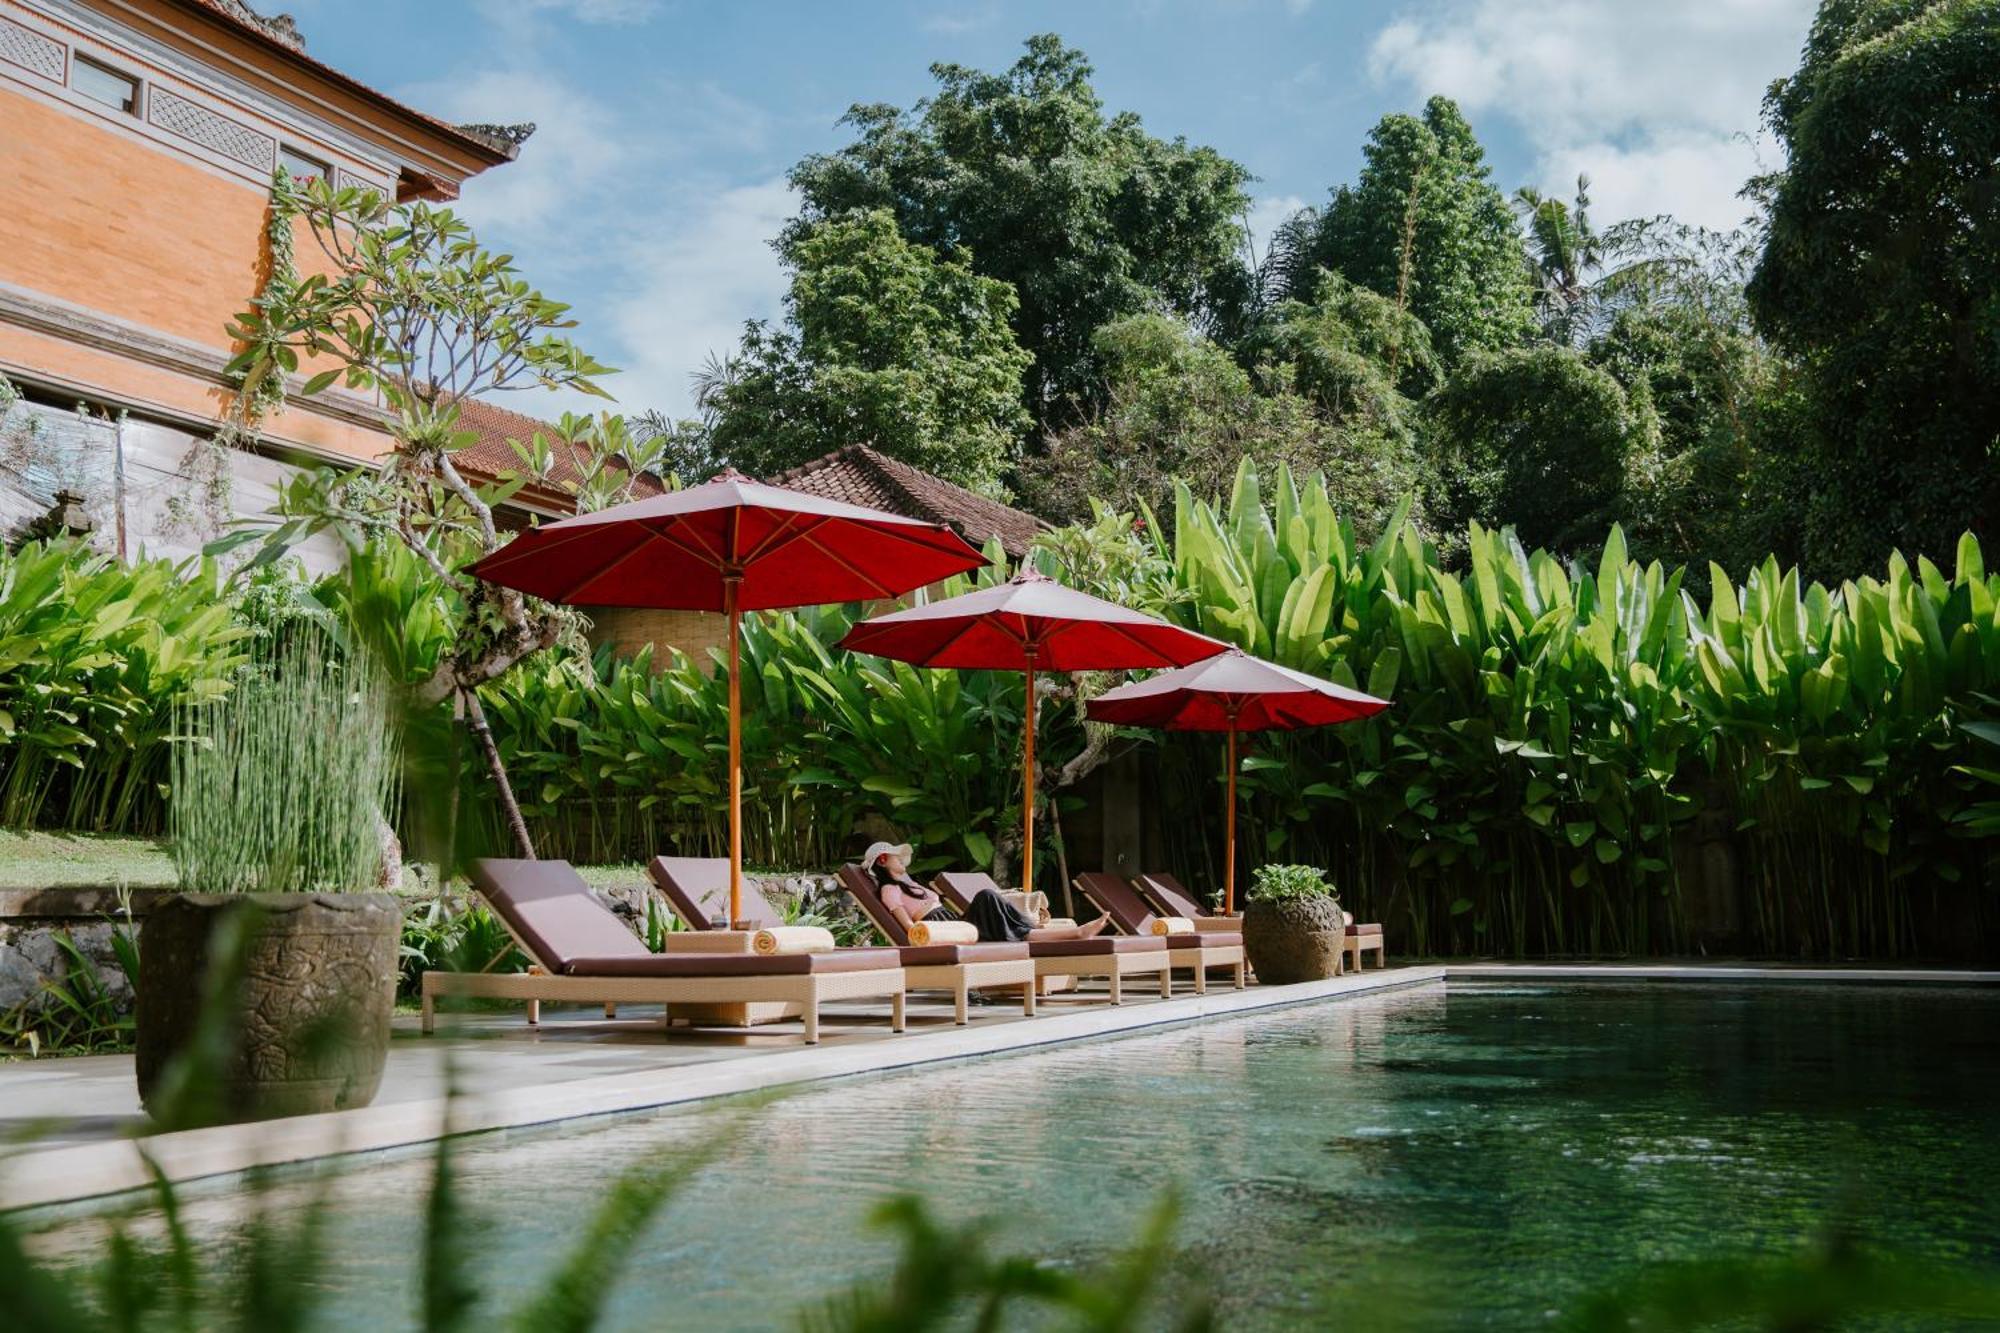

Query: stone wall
[0,887,163,1017]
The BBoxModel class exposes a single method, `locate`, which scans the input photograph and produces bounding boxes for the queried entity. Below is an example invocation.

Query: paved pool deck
[4,960,1991,1214]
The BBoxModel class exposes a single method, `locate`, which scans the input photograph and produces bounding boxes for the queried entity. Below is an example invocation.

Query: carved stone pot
[1242,895,1346,984]
[136,893,400,1126]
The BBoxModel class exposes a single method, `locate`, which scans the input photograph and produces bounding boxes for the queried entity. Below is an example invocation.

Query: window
[72,56,137,115]
[278,146,330,187]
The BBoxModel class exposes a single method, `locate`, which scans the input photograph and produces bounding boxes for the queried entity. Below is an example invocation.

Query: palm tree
[1515,175,1603,344]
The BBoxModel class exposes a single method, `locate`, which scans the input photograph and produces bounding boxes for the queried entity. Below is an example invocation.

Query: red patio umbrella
[839,569,1227,897]
[468,469,985,924]
[1086,648,1388,913]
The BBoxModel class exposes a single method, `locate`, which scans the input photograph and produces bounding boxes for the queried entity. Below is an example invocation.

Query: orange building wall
[1,87,268,349]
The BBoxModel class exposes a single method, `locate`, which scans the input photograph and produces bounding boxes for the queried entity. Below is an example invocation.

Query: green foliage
[787,34,1254,417]
[1248,863,1337,903]
[1268,96,1534,371]
[170,632,399,894]
[397,896,529,997]
[0,920,138,1057]
[711,208,1032,489]
[1745,0,2000,576]
[0,539,247,833]
[1017,313,1418,538]
[1422,345,1649,555]
[1156,462,2000,957]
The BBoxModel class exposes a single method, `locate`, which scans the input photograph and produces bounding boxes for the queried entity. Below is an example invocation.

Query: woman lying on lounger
[862,842,1110,944]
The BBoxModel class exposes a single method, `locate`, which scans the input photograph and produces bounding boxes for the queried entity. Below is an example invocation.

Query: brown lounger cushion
[895,941,1031,966]
[1134,872,1207,919]
[838,863,913,946]
[1074,871,1192,938]
[1346,924,1384,938]
[565,948,902,977]
[1029,936,1169,958]
[471,858,650,970]
[932,870,1005,911]
[647,856,787,929]
[1165,932,1243,948]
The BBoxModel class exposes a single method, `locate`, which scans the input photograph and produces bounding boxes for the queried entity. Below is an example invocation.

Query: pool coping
[0,966,1444,1214]
[1444,963,2000,985]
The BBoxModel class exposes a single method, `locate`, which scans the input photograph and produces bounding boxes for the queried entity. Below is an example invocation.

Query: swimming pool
[27,982,2000,1327]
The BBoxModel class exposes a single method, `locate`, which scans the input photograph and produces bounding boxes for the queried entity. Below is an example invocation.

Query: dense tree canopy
[708,209,1031,489]
[1265,97,1534,373]
[1423,346,1646,553]
[1747,0,2000,575]
[631,7,1991,581]
[1017,313,1417,535]
[786,34,1253,421]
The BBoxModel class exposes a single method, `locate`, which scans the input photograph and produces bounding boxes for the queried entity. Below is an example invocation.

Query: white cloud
[395,57,794,421]
[1368,0,1811,230]
[1245,193,1309,267]
[600,178,797,419]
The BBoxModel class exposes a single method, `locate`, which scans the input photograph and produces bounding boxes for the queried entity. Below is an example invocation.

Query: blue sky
[284,0,1815,419]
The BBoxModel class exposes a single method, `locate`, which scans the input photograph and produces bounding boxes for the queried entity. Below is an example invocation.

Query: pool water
[29,983,2000,1327]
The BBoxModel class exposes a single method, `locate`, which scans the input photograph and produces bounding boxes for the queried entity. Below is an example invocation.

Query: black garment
[925,889,1035,944]
[872,861,1035,943]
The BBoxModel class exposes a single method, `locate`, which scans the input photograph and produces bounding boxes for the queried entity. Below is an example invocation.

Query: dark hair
[872,861,928,897]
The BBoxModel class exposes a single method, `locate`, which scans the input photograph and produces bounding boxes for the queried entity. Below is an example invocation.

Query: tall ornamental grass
[171,632,398,894]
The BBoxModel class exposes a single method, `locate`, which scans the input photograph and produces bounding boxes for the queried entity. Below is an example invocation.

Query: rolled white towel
[907,919,979,946]
[1149,917,1196,936]
[751,926,836,956]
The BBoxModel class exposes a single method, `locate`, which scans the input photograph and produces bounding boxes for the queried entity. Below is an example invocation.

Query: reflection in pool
[27,983,2000,1328]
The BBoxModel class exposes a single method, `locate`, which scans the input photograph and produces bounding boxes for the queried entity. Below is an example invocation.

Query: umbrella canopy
[469,469,985,924]
[1087,649,1389,912]
[465,469,987,610]
[840,569,1227,895]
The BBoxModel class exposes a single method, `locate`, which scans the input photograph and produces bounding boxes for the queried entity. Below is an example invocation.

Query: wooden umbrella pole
[1224,726,1238,915]
[726,577,743,929]
[1021,661,1036,898]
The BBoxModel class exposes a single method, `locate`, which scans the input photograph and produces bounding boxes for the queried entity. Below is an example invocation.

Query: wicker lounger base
[1033,950,1174,1004]
[1163,941,1248,994]
[420,967,908,1044]
[904,958,1039,1023]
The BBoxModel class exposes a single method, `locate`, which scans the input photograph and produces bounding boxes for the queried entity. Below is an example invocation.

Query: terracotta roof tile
[769,445,1045,559]
[451,398,663,513]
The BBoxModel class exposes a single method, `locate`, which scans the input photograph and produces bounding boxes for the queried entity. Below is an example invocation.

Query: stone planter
[136,893,400,1126]
[1242,895,1346,984]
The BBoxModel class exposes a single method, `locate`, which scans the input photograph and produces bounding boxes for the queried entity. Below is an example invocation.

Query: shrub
[1249,864,1338,903]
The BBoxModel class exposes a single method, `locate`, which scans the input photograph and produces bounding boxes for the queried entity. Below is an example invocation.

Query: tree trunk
[461,686,535,859]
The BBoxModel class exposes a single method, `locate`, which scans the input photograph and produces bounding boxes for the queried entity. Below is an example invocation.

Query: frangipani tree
[223,176,664,856]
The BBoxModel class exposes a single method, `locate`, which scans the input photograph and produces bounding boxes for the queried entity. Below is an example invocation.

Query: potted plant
[137,632,402,1126]
[1241,864,1346,983]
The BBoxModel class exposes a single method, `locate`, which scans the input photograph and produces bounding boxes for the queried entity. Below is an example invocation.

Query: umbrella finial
[709,466,758,484]
[1010,566,1053,584]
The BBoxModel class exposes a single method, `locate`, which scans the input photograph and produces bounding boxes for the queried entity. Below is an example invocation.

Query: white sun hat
[859,841,913,872]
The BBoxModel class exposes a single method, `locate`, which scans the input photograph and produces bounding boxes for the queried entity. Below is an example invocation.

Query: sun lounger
[421,858,907,1044]
[1070,872,1246,994]
[931,871,1174,1004]
[647,855,786,931]
[835,866,1039,1022]
[1138,871,1386,970]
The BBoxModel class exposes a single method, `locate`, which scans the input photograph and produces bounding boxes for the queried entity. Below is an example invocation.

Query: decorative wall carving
[146,85,274,171]
[0,13,65,83]
[333,166,388,197]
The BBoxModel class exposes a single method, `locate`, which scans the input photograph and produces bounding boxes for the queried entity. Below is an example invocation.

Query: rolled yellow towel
[907,919,979,946]
[1149,917,1196,936]
[751,926,836,955]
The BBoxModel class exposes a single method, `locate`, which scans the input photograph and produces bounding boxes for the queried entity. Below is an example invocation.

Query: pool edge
[0,967,1445,1214]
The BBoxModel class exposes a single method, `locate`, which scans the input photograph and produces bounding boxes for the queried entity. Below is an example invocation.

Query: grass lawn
[0,831,667,895]
[0,831,177,890]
